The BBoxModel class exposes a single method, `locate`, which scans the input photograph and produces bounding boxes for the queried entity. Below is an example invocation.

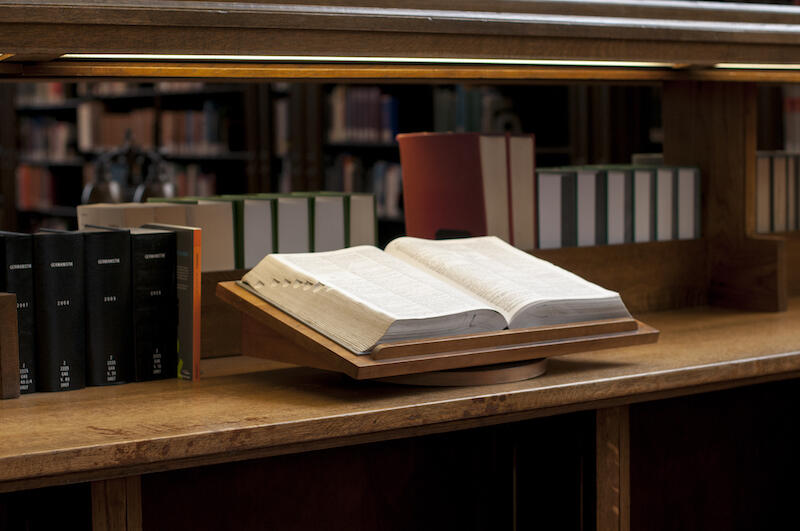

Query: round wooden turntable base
[379,358,548,387]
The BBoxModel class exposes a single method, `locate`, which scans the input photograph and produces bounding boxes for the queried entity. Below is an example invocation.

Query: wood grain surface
[0,299,799,492]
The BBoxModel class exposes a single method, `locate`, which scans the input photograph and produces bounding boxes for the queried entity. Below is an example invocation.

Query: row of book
[536,165,701,249]
[327,86,399,144]
[18,117,77,162]
[432,86,521,135]
[397,133,701,250]
[756,151,800,234]
[160,103,231,156]
[0,225,200,394]
[78,192,377,271]
[16,82,71,106]
[323,155,403,219]
[76,101,232,155]
[77,102,156,151]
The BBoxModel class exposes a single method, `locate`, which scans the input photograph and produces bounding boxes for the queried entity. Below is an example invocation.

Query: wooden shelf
[1,298,799,492]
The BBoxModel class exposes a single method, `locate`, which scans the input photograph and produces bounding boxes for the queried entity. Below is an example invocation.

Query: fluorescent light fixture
[716,63,800,70]
[60,53,675,68]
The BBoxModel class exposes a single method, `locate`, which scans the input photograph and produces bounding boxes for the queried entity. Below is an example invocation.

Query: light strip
[716,63,800,70]
[60,54,676,68]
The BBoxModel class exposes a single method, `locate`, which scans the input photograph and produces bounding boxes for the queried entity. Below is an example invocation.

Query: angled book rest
[216,281,659,386]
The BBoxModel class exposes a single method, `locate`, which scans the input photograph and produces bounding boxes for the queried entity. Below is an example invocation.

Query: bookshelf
[7,82,261,231]
[1,1,800,529]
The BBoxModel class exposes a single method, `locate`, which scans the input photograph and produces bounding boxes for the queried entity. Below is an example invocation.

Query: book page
[273,246,494,320]
[242,246,506,353]
[385,236,626,326]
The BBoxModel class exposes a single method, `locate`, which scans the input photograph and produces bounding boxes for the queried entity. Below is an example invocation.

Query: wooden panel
[91,476,143,531]
[201,269,246,358]
[0,293,19,400]
[596,406,630,531]
[3,1,800,46]
[630,379,800,530]
[371,318,638,360]
[1,300,800,490]
[663,81,786,311]
[533,239,709,313]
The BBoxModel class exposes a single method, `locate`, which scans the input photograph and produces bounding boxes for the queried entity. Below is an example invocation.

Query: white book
[242,236,630,354]
[244,199,273,268]
[607,170,627,245]
[191,201,236,272]
[677,168,699,240]
[656,168,674,241]
[349,194,376,247]
[577,170,597,247]
[537,172,562,249]
[508,136,535,250]
[314,195,346,252]
[277,197,310,253]
[479,135,511,243]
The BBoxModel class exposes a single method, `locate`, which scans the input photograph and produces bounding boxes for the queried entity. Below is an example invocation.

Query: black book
[84,229,132,386]
[0,231,36,393]
[130,228,177,381]
[33,232,85,392]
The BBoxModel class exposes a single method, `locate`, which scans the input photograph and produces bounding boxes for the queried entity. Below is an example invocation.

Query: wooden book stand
[217,281,659,386]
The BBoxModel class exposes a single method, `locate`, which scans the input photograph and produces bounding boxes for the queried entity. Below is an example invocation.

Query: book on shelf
[241,236,630,355]
[33,231,85,391]
[0,232,36,393]
[756,151,800,234]
[129,228,177,381]
[397,132,536,250]
[83,228,132,386]
[536,164,701,249]
[143,223,202,381]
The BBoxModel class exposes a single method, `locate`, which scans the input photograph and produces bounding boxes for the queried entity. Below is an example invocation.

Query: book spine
[595,172,608,246]
[561,172,578,248]
[33,233,85,392]
[1,236,36,393]
[131,233,177,381]
[84,231,132,386]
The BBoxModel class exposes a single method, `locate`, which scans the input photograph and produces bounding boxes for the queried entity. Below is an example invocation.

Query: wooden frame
[216,281,659,380]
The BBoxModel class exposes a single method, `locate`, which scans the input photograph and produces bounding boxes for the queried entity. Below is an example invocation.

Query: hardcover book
[33,232,85,392]
[0,232,36,393]
[130,228,177,381]
[83,228,132,386]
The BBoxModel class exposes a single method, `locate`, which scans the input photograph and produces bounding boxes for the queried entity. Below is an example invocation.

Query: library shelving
[1,1,800,530]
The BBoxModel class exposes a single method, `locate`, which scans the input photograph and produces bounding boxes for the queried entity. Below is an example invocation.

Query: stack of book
[536,164,701,249]
[398,133,701,250]
[0,226,200,394]
[327,85,399,144]
[78,192,377,270]
[756,151,800,234]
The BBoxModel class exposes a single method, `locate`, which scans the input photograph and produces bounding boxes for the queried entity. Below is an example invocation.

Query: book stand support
[217,282,659,386]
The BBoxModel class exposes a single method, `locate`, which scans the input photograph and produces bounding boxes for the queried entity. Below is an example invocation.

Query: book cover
[33,232,85,392]
[83,229,132,386]
[0,232,36,393]
[143,223,202,381]
[130,228,177,381]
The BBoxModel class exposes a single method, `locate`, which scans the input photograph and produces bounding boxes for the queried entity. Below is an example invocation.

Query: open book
[241,236,631,354]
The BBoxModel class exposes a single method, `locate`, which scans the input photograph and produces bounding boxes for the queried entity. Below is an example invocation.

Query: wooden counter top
[1,299,799,492]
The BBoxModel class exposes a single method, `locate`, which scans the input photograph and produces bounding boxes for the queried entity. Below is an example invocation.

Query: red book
[397,132,536,249]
